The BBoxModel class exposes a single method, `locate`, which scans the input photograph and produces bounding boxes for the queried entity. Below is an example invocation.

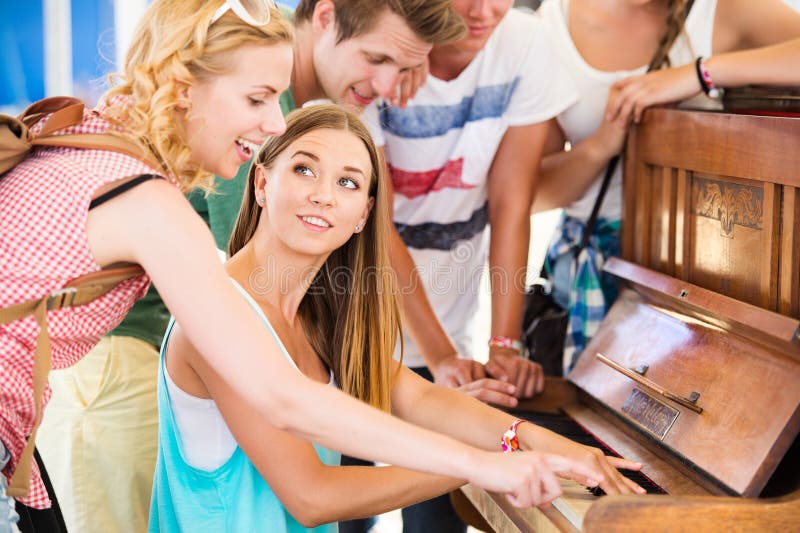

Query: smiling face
[311,3,432,108]
[449,0,513,54]
[182,42,293,179]
[256,127,374,258]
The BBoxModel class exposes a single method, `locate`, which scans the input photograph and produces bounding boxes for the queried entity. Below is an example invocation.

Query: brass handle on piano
[596,353,704,414]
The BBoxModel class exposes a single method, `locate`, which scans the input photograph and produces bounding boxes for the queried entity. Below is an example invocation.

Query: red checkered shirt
[0,103,168,508]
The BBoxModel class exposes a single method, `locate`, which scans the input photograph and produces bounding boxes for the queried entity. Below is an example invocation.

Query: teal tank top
[149,281,340,532]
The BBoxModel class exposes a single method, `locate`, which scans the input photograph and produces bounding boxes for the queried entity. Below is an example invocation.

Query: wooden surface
[460,262,800,529]
[460,376,711,532]
[569,276,800,497]
[583,489,800,533]
[602,258,800,357]
[461,372,800,532]
[723,85,800,114]
[462,107,800,531]
[461,479,587,533]
[450,489,494,532]
[622,108,800,317]
[463,486,800,533]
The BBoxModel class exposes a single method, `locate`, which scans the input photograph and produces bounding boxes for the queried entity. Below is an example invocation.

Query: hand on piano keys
[471,447,635,508]
[518,420,648,496]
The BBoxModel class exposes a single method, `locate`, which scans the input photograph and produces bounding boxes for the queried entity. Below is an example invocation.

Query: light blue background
[0,0,301,112]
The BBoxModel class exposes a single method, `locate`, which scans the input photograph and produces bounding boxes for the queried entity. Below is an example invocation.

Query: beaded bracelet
[694,56,721,99]
[488,335,523,353]
[501,419,528,453]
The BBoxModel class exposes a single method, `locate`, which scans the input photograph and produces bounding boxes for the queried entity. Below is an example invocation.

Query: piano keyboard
[512,410,667,495]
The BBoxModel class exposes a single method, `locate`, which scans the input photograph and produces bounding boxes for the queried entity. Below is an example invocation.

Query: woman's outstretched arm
[390,364,645,496]
[85,178,603,507]
[169,342,464,527]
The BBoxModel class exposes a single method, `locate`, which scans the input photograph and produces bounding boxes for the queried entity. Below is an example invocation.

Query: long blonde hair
[103,0,294,191]
[229,105,401,412]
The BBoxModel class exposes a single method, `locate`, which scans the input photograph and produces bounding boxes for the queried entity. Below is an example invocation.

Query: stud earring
[256,195,265,206]
[355,224,361,232]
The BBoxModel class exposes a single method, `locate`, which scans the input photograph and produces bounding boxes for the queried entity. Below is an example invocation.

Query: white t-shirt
[364,9,578,367]
[538,0,719,221]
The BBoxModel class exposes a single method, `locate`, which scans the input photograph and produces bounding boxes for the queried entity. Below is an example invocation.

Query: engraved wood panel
[622,109,800,317]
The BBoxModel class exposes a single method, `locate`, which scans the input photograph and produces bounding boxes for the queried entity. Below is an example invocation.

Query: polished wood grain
[460,260,800,531]
[622,108,800,317]
[582,489,800,533]
[602,258,800,356]
[569,267,800,497]
[463,106,800,531]
[449,489,494,532]
[780,186,800,317]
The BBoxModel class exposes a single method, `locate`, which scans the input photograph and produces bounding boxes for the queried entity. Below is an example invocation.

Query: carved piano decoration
[459,106,800,531]
[621,107,799,317]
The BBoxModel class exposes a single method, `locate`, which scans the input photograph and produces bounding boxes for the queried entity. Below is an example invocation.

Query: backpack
[0,96,164,498]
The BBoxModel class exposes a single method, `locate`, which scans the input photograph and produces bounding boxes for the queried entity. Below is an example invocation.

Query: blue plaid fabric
[544,214,620,373]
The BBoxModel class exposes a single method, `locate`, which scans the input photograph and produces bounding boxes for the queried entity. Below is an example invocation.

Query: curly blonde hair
[103,0,294,191]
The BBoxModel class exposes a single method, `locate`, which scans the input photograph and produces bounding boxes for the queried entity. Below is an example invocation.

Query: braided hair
[649,0,694,70]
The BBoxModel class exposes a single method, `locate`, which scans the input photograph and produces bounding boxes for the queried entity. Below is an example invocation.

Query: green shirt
[111,89,297,346]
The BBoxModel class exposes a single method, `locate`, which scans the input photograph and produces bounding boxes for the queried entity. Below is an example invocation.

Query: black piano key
[511,410,667,495]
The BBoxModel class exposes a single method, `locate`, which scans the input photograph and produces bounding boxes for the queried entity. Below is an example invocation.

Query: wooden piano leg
[451,489,494,532]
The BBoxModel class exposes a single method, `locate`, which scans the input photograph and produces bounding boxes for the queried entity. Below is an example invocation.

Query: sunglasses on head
[211,0,277,26]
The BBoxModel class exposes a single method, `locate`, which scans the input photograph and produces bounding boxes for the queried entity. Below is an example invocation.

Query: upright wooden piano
[460,103,800,531]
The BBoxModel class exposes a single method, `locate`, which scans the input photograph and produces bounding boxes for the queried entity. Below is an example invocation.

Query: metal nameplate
[621,388,679,440]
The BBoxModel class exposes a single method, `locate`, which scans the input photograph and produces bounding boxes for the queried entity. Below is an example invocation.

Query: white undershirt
[538,0,718,221]
[165,279,334,471]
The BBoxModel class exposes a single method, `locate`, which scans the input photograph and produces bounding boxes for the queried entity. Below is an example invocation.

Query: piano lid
[723,85,800,115]
[568,257,800,498]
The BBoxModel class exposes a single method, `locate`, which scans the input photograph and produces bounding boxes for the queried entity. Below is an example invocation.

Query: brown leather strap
[17,97,167,175]
[65,264,145,290]
[31,133,164,173]
[19,97,85,132]
[2,264,144,498]
[35,102,86,137]
[7,298,50,498]
[0,266,145,327]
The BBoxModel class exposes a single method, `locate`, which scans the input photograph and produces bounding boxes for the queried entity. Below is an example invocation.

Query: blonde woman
[0,1,610,531]
[152,104,644,532]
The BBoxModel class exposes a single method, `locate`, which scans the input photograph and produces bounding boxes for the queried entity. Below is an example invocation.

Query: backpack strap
[30,133,164,173]
[0,98,164,497]
[1,96,167,177]
[1,264,145,498]
[21,97,85,134]
[577,0,697,255]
